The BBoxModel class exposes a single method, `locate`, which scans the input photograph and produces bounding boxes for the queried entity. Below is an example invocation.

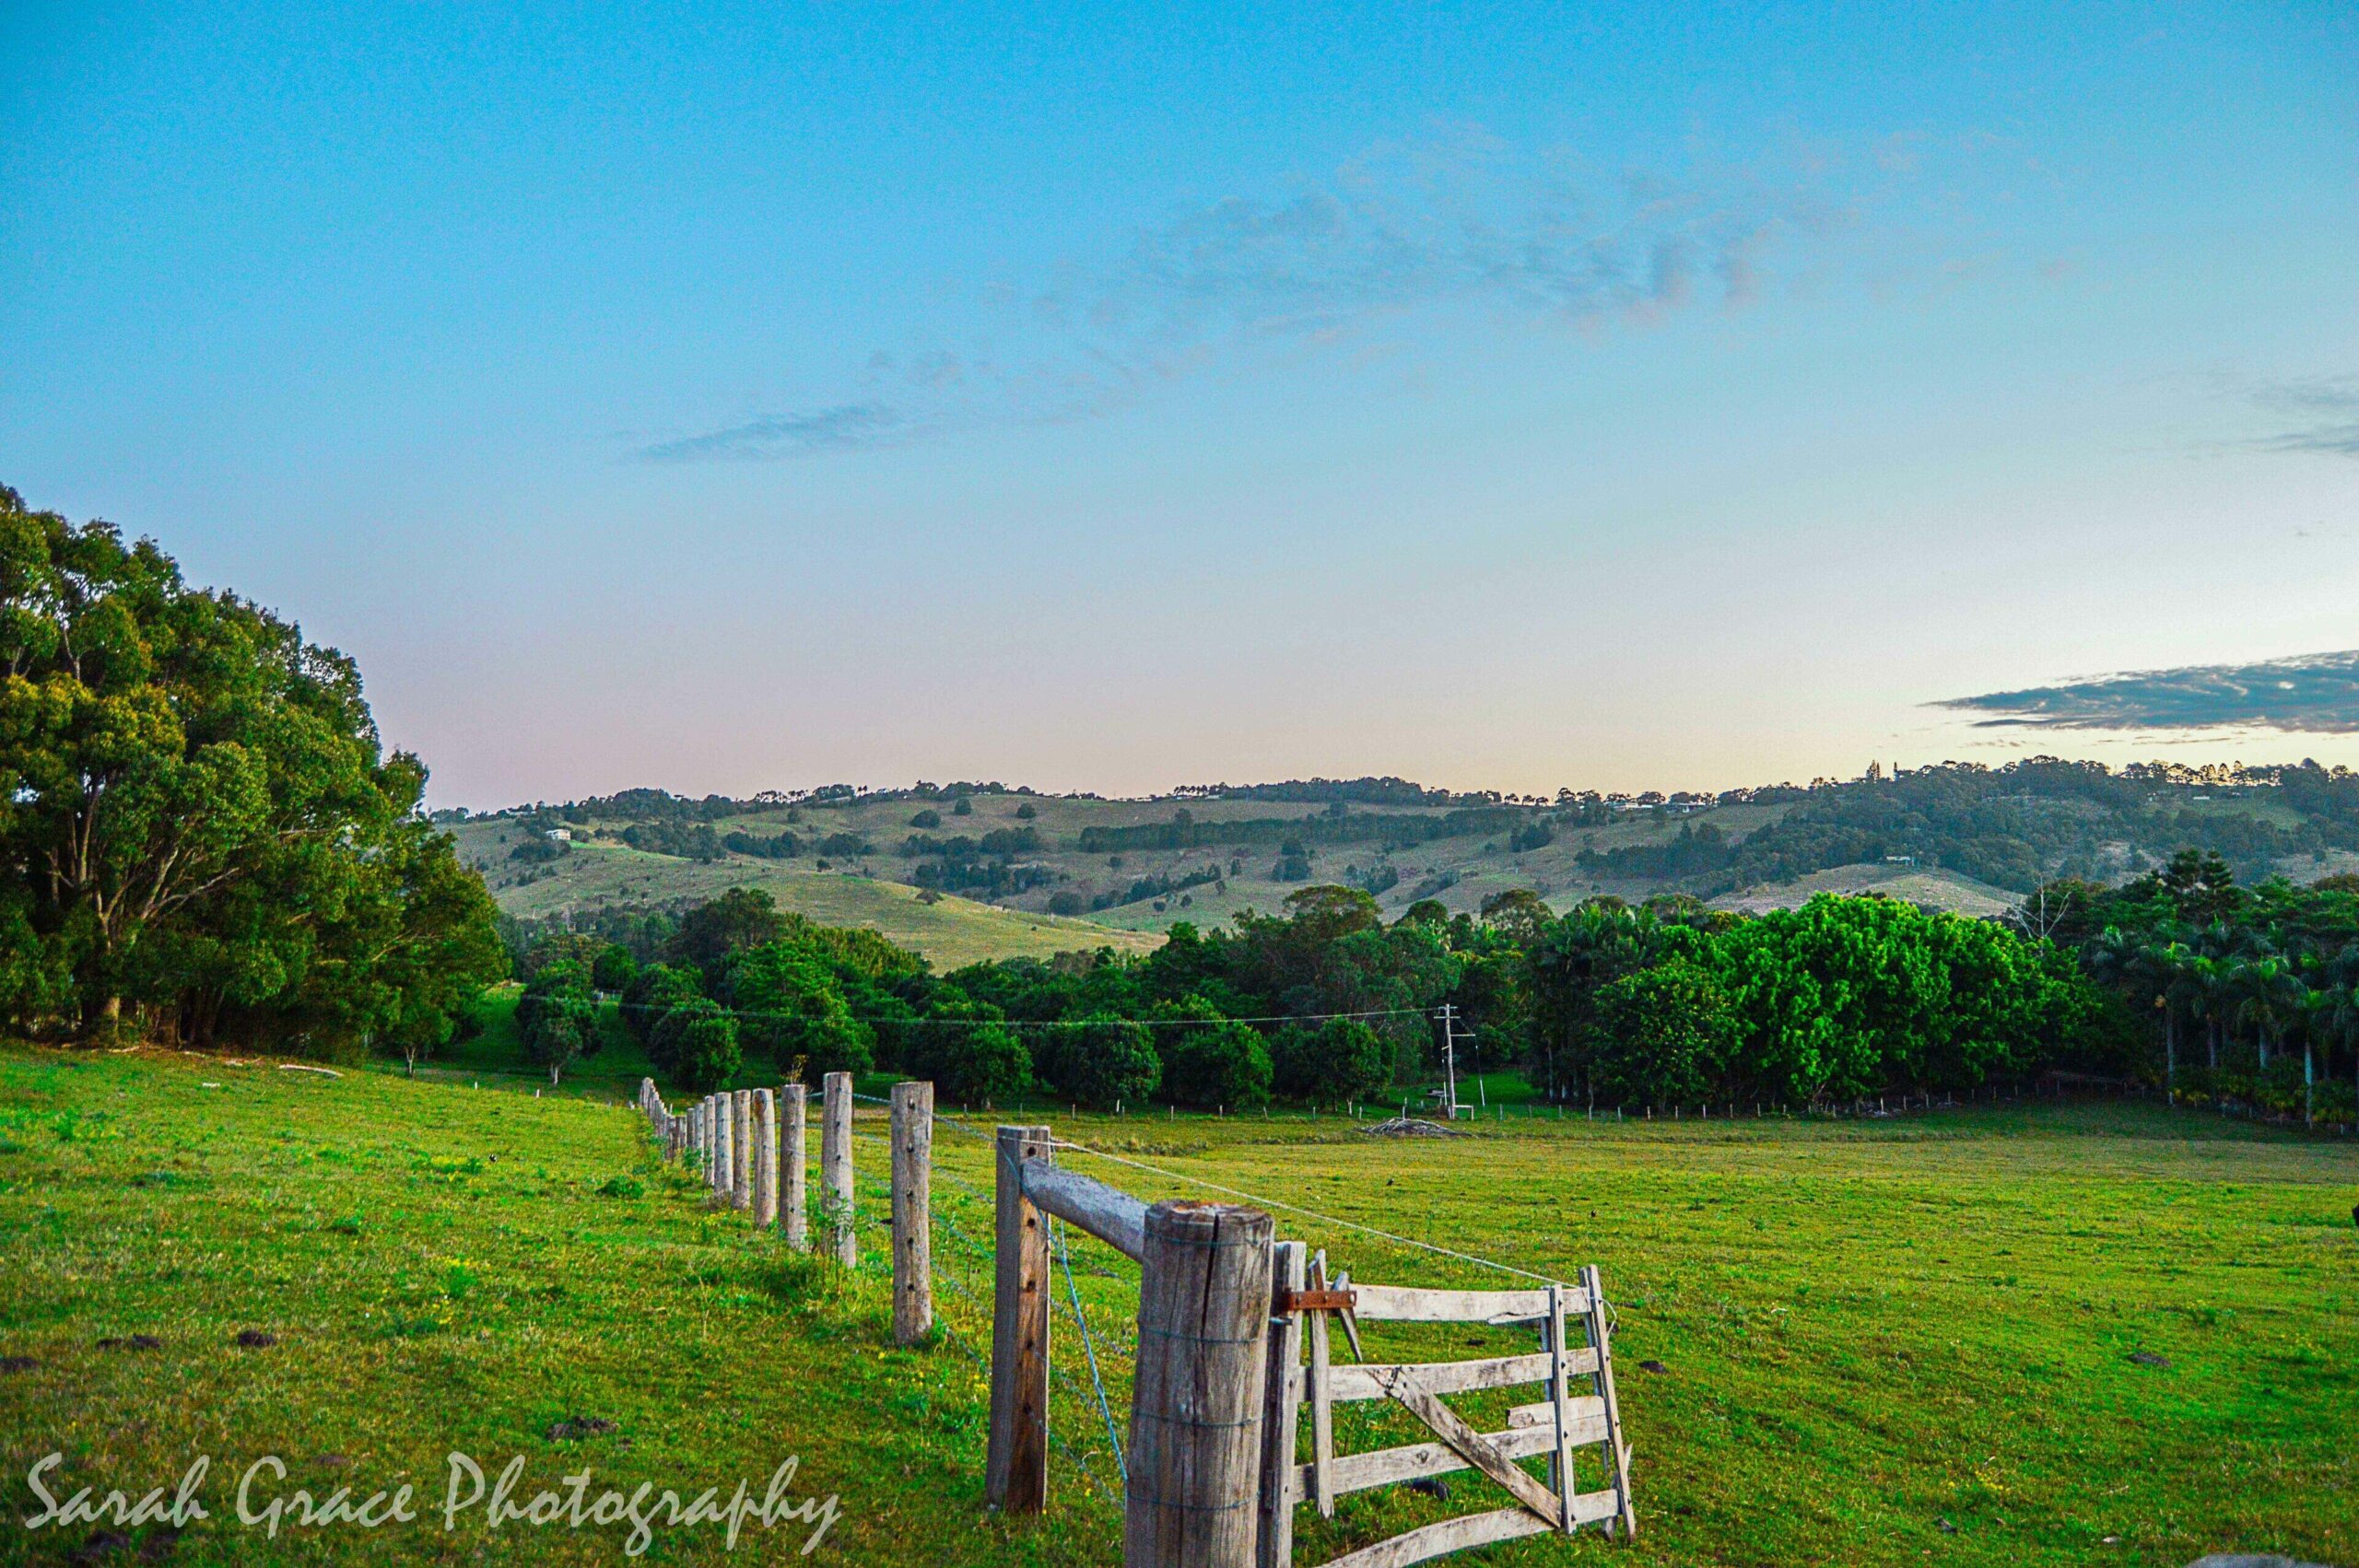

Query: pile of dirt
[1358,1117,1464,1138]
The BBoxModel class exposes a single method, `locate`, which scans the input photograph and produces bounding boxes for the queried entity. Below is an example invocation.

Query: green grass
[2,1046,2353,1565]
[459,826,1163,969]
[457,789,2037,953]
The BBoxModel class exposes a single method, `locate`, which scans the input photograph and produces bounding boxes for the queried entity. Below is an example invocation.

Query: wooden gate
[1258,1247,1635,1568]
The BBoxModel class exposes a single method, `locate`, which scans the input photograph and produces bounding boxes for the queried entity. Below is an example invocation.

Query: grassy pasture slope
[461,790,2042,951]
[459,826,1161,968]
[4,1047,2350,1565]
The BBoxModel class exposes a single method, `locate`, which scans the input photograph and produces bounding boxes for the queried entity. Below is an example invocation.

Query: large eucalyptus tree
[0,485,503,1050]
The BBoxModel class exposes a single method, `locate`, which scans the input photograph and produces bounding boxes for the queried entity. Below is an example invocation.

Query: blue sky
[3,2,2353,807]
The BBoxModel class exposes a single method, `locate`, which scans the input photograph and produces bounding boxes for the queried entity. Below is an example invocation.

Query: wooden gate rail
[1262,1273,1636,1568]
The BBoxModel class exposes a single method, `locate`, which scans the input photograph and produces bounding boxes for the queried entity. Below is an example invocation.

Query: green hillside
[457,823,1161,967]
[459,760,2359,943]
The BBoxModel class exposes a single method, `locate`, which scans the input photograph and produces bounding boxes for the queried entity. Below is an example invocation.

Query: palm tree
[2314,943,2359,1125]
[2230,954,2303,1073]
[2186,919,2257,1069]
[2151,940,2198,1094]
[2083,927,2184,1092]
[2189,952,2231,1070]
[2294,983,2342,1126]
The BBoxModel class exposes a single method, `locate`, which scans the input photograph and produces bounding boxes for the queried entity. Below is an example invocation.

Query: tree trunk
[82,992,122,1042]
[2164,1009,2177,1093]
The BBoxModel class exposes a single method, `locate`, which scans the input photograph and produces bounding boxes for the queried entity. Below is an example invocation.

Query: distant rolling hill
[453,822,1163,967]
[454,760,2359,948]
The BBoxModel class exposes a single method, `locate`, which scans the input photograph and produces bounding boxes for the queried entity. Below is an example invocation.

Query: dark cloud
[639,127,1989,462]
[2236,374,2359,458]
[1940,650,2359,732]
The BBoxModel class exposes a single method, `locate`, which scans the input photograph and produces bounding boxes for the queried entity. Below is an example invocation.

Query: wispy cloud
[2230,373,2359,458]
[1939,650,2359,732]
[635,127,1993,462]
[638,404,905,462]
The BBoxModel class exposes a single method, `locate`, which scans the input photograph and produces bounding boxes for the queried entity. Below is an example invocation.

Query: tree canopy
[0,485,505,1055]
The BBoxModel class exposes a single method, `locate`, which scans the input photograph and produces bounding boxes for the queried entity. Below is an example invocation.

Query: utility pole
[1438,1003,1461,1120]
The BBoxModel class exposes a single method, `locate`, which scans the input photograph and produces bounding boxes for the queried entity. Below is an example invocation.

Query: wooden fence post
[713,1094,735,1205]
[1127,1199,1275,1568]
[1581,1263,1637,1540]
[891,1081,934,1345]
[782,1083,809,1250]
[1257,1239,1308,1568]
[822,1071,855,1266]
[988,1124,1052,1514]
[733,1089,754,1211]
[753,1088,778,1228]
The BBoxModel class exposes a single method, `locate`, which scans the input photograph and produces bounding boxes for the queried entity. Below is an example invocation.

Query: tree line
[2040,850,2359,1125]
[504,877,2118,1116]
[1578,758,2359,894]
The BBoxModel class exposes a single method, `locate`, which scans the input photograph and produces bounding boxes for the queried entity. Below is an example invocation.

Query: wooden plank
[1257,1241,1306,1568]
[1378,1367,1563,1530]
[1308,1252,1335,1519]
[1125,1200,1275,1568]
[1333,1270,1364,1362]
[1290,1412,1609,1498]
[987,1125,1052,1515]
[1505,1395,1605,1429]
[1582,1263,1637,1541]
[1313,1506,1555,1568]
[1545,1283,1574,1535]
[1328,1350,1590,1403]
[1346,1282,1579,1325]
[1018,1158,1148,1261]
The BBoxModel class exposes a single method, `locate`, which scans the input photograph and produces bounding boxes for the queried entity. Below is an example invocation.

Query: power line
[1046,1135,1563,1287]
[605,995,1437,1030]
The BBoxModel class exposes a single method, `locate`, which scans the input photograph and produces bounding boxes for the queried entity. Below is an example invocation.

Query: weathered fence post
[1257,1239,1308,1568]
[752,1087,778,1228]
[891,1080,934,1345]
[733,1088,754,1211]
[713,1095,735,1204]
[822,1071,855,1266]
[1128,1199,1275,1568]
[1581,1263,1637,1540]
[988,1124,1052,1514]
[782,1082,809,1250]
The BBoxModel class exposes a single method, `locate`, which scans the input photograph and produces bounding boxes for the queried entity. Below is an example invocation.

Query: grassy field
[2,1046,2353,1566]
[455,796,1860,947]
[1715,863,2021,919]
[457,827,1162,968]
